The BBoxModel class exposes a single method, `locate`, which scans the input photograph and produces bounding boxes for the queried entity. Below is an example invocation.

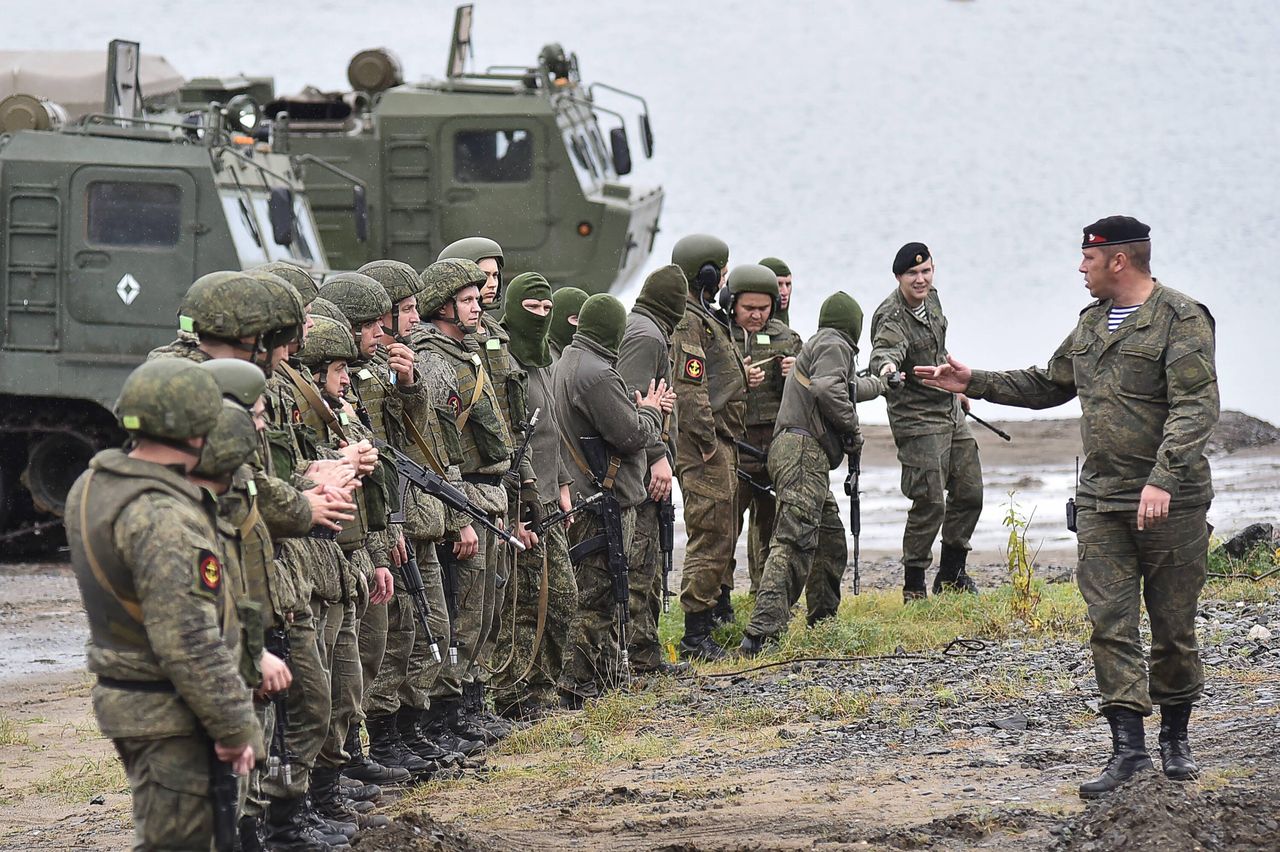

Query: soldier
[412,258,517,748]
[915,216,1218,798]
[869,243,983,601]
[437,238,535,738]
[668,234,748,660]
[554,294,672,705]
[549,286,590,360]
[615,265,687,674]
[758,257,795,327]
[723,264,803,598]
[738,293,883,655]
[65,359,263,851]
[491,272,581,718]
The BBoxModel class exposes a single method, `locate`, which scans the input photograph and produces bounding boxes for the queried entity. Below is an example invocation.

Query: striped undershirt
[1108,304,1141,332]
[911,303,928,321]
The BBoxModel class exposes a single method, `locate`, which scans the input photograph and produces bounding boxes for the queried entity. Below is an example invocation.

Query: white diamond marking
[116,273,141,305]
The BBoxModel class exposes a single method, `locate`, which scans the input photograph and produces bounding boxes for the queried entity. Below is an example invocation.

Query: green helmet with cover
[297,315,359,368]
[250,261,318,306]
[192,402,260,478]
[317,272,392,327]
[307,296,349,326]
[178,271,276,341]
[671,234,730,293]
[199,359,267,408]
[247,271,306,344]
[114,359,222,440]
[358,259,425,305]
[417,258,487,315]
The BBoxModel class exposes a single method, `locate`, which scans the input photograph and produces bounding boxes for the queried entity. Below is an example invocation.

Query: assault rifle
[736,469,776,497]
[435,542,462,667]
[657,495,675,612]
[208,741,239,852]
[570,435,631,674]
[373,440,525,552]
[734,440,768,462]
[531,491,604,535]
[843,449,862,595]
[263,627,293,787]
[396,541,443,664]
[503,407,541,491]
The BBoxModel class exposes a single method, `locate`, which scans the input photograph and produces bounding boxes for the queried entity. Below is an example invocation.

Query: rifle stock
[396,542,443,664]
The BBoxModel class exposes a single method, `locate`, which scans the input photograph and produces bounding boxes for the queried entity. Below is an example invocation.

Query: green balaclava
[759,256,792,325]
[574,293,627,357]
[632,264,688,333]
[549,286,589,353]
[817,291,864,348]
[502,272,554,368]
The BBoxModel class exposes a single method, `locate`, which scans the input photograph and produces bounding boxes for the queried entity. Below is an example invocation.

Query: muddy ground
[2,413,1279,850]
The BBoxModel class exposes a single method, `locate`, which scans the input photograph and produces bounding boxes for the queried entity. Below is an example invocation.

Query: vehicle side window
[454,130,533,183]
[87,182,181,247]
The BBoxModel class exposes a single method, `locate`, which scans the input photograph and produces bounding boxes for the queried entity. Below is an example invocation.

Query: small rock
[992,713,1029,731]
[777,727,797,740]
[89,794,105,805]
[1248,624,1273,642]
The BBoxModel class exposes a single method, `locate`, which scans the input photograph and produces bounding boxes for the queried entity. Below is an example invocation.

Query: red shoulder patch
[683,356,705,382]
[198,549,222,593]
[446,391,462,417]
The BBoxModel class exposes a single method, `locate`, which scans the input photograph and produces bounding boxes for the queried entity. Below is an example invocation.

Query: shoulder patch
[446,391,463,416]
[196,549,222,596]
[682,353,705,382]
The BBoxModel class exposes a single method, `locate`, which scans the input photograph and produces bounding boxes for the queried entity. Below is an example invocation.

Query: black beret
[1082,216,1150,249]
[893,242,931,276]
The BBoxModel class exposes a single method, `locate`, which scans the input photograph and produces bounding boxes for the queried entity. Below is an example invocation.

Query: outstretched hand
[914,355,973,394]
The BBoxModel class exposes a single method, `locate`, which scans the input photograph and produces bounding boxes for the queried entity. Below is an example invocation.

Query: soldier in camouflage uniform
[869,243,984,601]
[916,216,1218,798]
[668,234,748,660]
[549,286,589,360]
[615,265,688,673]
[739,293,884,654]
[412,258,518,748]
[724,264,803,597]
[437,238,535,737]
[554,294,670,704]
[66,360,263,851]
[758,257,796,328]
[489,272,582,718]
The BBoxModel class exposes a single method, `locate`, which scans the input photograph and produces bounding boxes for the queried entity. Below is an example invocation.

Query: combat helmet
[308,296,349,326]
[297,315,359,369]
[200,359,267,408]
[114,359,222,442]
[723,263,780,317]
[247,271,306,348]
[178,271,276,343]
[317,272,392,327]
[438,236,504,307]
[671,234,730,294]
[250,261,318,306]
[418,258,487,320]
[192,402,260,478]
[358,259,424,336]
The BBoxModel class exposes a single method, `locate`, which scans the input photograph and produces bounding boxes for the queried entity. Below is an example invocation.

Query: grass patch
[30,757,127,803]
[800,685,873,720]
[705,701,790,731]
[0,716,32,747]
[500,687,669,758]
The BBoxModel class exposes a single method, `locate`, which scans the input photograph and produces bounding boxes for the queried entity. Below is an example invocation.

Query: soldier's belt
[97,676,175,693]
[462,473,503,487]
[782,427,814,438]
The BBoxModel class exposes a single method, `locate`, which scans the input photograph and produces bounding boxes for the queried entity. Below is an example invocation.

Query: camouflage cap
[114,359,222,440]
[192,401,259,478]
[199,359,266,408]
[727,263,780,298]
[358,259,426,305]
[437,236,504,266]
[417,259,486,315]
[297,314,359,368]
[671,234,730,285]
[307,296,349,325]
[317,272,393,326]
[250,261,319,305]
[178,271,276,340]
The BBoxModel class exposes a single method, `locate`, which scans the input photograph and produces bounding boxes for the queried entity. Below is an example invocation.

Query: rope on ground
[1208,566,1280,581]
[676,637,989,681]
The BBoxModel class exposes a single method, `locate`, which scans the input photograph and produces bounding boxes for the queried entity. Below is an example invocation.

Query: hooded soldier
[548,286,589,359]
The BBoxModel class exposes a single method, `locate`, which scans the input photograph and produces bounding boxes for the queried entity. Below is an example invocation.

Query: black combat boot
[903,567,928,603]
[1158,703,1199,781]
[465,681,516,739]
[421,701,485,757]
[1078,708,1155,799]
[679,610,727,661]
[337,774,382,805]
[264,795,343,851]
[712,585,735,626]
[311,767,390,831]
[445,695,497,746]
[933,544,979,594]
[396,706,454,765]
[365,713,433,780]
[238,814,266,852]
[737,633,768,659]
[341,724,409,786]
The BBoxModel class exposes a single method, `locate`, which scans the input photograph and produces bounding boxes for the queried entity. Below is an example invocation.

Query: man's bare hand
[1137,485,1171,531]
[780,355,796,377]
[559,485,575,529]
[914,355,972,394]
[454,524,479,559]
[338,439,378,476]
[391,533,408,567]
[305,486,356,531]
[386,342,416,384]
[256,650,292,698]
[958,393,972,413]
[743,356,766,389]
[215,741,256,775]
[306,459,356,491]
[370,566,394,605]
[516,521,539,551]
[637,378,676,413]
[648,455,673,502]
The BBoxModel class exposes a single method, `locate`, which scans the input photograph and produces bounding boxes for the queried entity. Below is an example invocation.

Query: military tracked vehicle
[187,4,664,293]
[0,41,354,548]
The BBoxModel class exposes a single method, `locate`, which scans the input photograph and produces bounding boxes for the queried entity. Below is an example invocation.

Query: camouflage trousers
[478,514,511,687]
[315,551,369,769]
[401,541,454,706]
[895,429,983,577]
[627,500,668,670]
[733,463,777,595]
[436,526,494,690]
[1076,503,1210,716]
[746,432,846,639]
[493,500,579,713]
[365,543,452,716]
[113,734,216,851]
[560,507,637,700]
[678,437,738,614]
[257,607,330,800]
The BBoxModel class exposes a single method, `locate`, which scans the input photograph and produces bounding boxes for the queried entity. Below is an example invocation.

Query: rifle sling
[279,361,348,444]
[365,370,449,479]
[559,434,620,492]
[455,358,488,432]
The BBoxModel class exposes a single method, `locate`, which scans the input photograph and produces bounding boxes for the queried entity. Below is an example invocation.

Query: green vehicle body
[0,41,333,545]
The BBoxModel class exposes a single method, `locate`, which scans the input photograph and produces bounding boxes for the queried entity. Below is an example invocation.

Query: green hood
[574,293,627,357]
[503,272,554,368]
[818,291,864,346]
[633,264,688,333]
[549,286,589,352]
